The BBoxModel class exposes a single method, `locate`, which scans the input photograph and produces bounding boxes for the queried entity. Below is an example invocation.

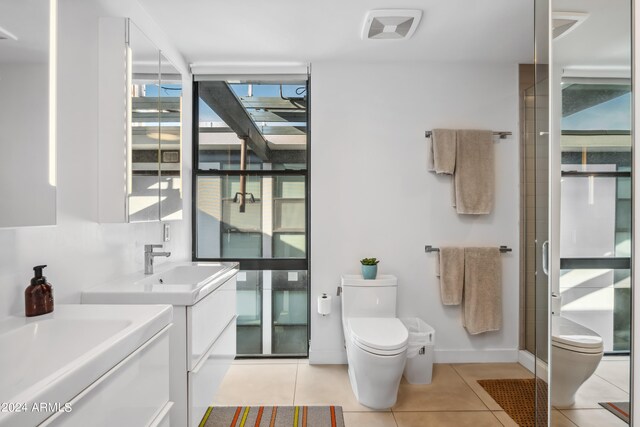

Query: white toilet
[551,315,604,407]
[341,274,408,409]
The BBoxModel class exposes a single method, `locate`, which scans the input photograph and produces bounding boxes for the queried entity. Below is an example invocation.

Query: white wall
[309,61,520,364]
[0,0,192,319]
[0,64,56,227]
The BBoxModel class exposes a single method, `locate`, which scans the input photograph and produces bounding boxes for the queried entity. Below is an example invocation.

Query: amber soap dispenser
[25,265,54,317]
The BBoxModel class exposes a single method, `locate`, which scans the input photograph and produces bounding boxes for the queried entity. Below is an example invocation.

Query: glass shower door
[534,0,550,424]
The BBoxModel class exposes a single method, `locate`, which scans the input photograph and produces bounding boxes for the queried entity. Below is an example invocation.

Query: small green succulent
[360,258,380,266]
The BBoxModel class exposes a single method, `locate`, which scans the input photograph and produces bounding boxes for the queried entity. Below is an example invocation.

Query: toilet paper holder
[318,293,332,316]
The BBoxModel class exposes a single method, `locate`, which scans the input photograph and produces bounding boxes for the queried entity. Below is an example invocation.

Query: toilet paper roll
[317,294,332,316]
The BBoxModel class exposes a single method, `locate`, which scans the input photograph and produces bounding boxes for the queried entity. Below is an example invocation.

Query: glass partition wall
[551,0,632,423]
[524,1,632,424]
[523,0,633,424]
[193,77,309,357]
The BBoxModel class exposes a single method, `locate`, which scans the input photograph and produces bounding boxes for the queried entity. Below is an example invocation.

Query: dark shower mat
[477,378,548,427]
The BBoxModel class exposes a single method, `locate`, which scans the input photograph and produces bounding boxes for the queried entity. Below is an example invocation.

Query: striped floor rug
[199,406,345,427]
[599,401,629,423]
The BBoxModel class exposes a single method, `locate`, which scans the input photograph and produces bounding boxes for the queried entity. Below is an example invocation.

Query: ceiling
[553,0,631,69]
[0,0,49,64]
[137,0,534,66]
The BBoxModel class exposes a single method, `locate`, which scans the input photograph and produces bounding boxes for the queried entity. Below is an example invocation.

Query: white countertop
[0,304,172,427]
[82,261,239,306]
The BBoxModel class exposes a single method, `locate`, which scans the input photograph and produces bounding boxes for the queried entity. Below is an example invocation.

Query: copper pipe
[239,137,247,212]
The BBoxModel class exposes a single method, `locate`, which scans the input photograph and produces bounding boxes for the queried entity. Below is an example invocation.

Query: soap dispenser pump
[25,265,54,317]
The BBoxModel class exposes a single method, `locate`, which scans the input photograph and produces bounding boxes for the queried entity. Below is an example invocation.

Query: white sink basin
[0,304,172,427]
[135,264,231,288]
[83,262,239,306]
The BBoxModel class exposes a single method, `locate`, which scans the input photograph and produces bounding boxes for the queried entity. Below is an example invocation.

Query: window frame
[191,77,311,357]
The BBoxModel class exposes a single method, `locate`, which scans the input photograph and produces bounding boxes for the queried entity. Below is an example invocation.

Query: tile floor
[212,358,629,426]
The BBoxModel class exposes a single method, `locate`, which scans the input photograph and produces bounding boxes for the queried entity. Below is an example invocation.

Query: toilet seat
[347,317,408,356]
[551,316,603,354]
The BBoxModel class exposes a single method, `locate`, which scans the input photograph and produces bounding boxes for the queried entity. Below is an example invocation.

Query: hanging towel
[453,130,494,214]
[462,247,502,335]
[436,247,465,305]
[427,129,457,174]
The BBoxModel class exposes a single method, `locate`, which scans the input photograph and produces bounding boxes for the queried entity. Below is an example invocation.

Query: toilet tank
[341,275,398,318]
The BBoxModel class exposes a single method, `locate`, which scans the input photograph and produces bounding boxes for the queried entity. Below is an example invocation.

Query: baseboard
[518,349,549,379]
[309,348,347,365]
[433,348,519,363]
[309,347,519,364]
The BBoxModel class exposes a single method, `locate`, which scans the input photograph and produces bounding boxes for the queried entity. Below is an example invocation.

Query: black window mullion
[196,169,307,176]
[560,257,631,270]
[191,79,200,260]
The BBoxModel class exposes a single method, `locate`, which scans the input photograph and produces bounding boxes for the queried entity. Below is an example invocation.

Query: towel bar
[424,131,512,139]
[425,245,512,253]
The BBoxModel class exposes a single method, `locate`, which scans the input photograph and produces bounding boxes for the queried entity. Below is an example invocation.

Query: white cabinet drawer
[188,317,236,427]
[187,275,236,370]
[41,327,171,427]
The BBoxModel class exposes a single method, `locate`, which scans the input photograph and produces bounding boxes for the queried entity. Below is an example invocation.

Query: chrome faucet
[144,244,171,275]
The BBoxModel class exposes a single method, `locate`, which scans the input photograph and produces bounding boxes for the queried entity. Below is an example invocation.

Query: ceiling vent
[552,12,589,40]
[0,25,18,41]
[362,10,422,40]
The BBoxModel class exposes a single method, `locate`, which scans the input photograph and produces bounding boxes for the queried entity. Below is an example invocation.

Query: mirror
[159,54,182,221]
[0,0,56,227]
[551,0,631,419]
[98,19,183,224]
[97,19,183,224]
[128,21,161,223]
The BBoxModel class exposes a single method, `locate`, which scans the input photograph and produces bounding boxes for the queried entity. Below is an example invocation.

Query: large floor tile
[452,363,534,411]
[394,411,502,427]
[294,363,385,411]
[552,410,578,427]
[343,412,397,427]
[594,360,630,393]
[393,364,488,412]
[212,364,297,406]
[492,409,577,427]
[560,409,628,427]
[553,375,629,409]
[492,411,518,427]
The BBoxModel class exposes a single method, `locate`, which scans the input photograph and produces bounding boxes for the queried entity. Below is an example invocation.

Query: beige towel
[453,130,494,214]
[427,129,457,174]
[437,247,464,305]
[462,247,502,335]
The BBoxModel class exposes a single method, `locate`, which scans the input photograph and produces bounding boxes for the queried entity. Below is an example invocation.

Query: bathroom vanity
[0,304,172,427]
[82,262,238,427]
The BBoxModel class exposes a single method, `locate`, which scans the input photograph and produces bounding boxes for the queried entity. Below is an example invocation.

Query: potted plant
[360,258,380,280]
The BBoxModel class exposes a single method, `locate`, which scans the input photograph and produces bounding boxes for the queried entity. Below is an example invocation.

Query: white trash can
[401,318,435,384]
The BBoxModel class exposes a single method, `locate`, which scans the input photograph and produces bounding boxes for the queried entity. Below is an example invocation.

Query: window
[193,77,309,356]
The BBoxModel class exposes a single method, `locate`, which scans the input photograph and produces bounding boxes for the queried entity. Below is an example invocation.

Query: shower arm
[238,136,248,212]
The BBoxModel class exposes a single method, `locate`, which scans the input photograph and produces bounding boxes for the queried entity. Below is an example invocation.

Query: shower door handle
[542,240,549,276]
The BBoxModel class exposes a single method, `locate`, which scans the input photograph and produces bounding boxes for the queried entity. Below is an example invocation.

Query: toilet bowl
[344,317,408,409]
[341,275,408,409]
[551,315,603,407]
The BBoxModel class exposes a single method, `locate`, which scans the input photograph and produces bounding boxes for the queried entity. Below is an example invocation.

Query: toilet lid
[551,316,603,352]
[347,317,408,353]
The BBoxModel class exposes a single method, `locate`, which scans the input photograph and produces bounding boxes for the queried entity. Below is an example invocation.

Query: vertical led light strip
[126,44,133,197]
[48,0,57,186]
[179,93,183,199]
